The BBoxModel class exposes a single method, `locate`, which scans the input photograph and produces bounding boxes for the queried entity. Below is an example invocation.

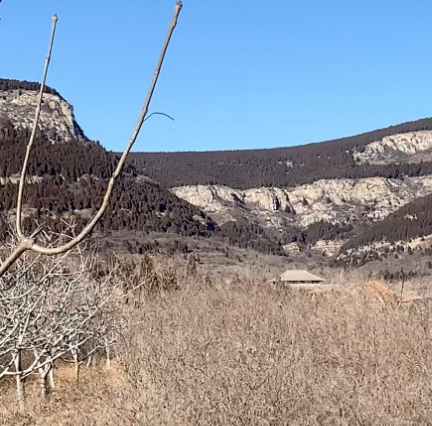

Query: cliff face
[0,88,86,142]
[168,129,432,260]
[353,131,432,164]
[172,175,432,229]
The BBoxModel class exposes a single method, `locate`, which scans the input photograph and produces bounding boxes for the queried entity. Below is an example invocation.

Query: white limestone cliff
[172,175,432,228]
[0,89,85,142]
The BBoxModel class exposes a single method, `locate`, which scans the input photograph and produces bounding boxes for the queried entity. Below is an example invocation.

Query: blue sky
[1,1,431,153]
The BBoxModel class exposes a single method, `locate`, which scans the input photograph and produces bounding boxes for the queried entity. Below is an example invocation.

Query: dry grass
[0,363,134,425]
[3,262,432,424]
[116,269,432,425]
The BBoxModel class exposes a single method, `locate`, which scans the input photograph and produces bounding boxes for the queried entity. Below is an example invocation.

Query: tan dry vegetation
[117,265,432,425]
[0,363,132,426]
[2,260,432,425]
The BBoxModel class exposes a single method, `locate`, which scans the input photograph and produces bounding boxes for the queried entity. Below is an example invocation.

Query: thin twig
[144,112,175,122]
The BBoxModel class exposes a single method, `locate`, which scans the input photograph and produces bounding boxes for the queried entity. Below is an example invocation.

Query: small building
[280,270,325,284]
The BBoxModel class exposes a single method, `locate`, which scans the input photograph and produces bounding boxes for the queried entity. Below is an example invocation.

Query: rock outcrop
[173,175,432,229]
[0,89,86,142]
[353,131,432,164]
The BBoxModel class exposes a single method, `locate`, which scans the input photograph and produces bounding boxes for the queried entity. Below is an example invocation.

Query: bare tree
[0,3,184,410]
[0,232,127,406]
[0,1,183,276]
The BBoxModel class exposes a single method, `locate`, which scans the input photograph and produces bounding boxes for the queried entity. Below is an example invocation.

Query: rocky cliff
[173,175,432,229]
[0,87,86,142]
[353,130,432,165]
[4,77,432,264]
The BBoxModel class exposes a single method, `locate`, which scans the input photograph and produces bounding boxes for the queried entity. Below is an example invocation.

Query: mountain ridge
[129,118,432,190]
[2,77,432,266]
[0,78,287,257]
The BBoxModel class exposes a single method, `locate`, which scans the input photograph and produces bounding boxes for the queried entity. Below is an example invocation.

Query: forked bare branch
[0,1,183,276]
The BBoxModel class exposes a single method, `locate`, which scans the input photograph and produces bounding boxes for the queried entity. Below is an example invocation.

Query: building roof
[280,270,325,283]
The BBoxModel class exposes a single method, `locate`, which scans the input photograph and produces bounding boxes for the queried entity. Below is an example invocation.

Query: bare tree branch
[0,1,183,276]
[16,14,58,239]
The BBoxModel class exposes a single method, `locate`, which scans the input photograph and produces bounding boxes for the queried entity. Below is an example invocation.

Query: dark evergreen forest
[130,118,432,189]
[342,194,432,251]
[0,126,286,256]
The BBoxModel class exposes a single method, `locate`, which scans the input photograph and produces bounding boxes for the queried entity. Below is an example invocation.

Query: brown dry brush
[1,260,432,424]
[0,0,183,413]
[0,224,180,411]
[115,269,432,426]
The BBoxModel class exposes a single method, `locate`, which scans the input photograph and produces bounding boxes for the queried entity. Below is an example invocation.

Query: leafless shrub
[0,0,183,413]
[0,263,432,424]
[92,253,179,303]
[116,268,432,426]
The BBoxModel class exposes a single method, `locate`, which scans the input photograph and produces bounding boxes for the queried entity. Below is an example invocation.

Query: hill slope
[4,77,432,265]
[130,120,432,263]
[129,118,432,189]
[0,79,286,257]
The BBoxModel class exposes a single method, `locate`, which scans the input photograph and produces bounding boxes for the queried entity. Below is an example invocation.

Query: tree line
[0,78,62,98]
[130,117,432,189]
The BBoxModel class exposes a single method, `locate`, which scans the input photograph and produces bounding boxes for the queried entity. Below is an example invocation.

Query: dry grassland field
[1,254,432,426]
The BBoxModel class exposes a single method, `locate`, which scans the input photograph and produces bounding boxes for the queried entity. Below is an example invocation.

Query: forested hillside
[4,78,432,262]
[130,118,432,189]
[0,125,286,256]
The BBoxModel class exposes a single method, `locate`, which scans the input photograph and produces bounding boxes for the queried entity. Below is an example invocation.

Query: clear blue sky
[1,1,431,153]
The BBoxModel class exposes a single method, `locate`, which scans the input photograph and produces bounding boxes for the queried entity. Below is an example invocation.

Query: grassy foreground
[1,263,432,425]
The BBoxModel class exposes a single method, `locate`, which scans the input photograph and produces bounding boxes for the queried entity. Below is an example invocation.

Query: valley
[2,78,432,277]
[4,2,432,423]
